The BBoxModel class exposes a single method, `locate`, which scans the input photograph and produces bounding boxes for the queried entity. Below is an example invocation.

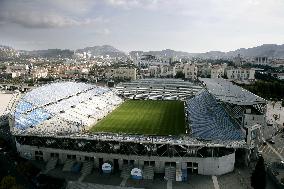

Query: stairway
[143,166,154,180]
[120,165,132,179]
[164,166,176,181]
[44,158,58,173]
[62,159,75,172]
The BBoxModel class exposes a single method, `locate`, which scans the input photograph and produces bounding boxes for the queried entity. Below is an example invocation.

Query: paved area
[39,153,280,189]
[125,177,166,189]
[167,180,172,189]
[212,176,220,189]
[120,177,127,187]
[67,181,142,189]
[42,166,280,189]
[259,132,284,162]
[47,165,81,181]
[267,101,284,128]
[173,175,214,189]
[83,171,122,186]
[218,169,251,189]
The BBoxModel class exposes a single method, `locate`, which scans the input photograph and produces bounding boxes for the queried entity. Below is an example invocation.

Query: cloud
[94,28,111,35]
[104,0,163,10]
[0,11,105,28]
[0,0,104,28]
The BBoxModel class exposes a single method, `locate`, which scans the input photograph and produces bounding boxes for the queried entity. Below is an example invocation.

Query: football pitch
[90,100,186,136]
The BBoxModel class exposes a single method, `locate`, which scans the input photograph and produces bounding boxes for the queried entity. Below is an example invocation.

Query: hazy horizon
[2,43,284,55]
[1,0,284,53]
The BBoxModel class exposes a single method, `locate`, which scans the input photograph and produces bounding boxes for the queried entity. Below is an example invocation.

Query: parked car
[267,139,275,144]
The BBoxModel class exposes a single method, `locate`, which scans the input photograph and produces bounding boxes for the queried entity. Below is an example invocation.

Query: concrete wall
[198,153,235,175]
[16,144,236,176]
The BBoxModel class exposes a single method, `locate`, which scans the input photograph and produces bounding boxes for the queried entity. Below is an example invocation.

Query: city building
[183,63,198,80]
[226,68,255,81]
[211,65,225,79]
[105,67,137,81]
[254,57,269,65]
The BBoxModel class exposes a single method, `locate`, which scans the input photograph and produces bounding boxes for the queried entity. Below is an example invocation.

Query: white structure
[211,65,225,79]
[226,68,255,81]
[183,63,198,80]
[255,57,269,65]
[105,67,137,81]
[31,67,48,79]
[6,64,29,78]
[149,66,159,77]
[173,63,184,76]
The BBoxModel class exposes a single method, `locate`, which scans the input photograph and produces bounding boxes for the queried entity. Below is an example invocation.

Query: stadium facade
[9,79,266,179]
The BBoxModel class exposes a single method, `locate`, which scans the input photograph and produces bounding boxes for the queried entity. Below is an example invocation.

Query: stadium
[8,78,266,181]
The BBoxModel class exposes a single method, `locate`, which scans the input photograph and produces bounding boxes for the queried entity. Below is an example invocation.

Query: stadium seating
[187,90,245,141]
[116,78,202,100]
[13,82,123,136]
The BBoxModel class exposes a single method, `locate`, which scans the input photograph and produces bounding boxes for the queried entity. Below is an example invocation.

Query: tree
[251,156,266,189]
[0,176,16,189]
[281,177,284,184]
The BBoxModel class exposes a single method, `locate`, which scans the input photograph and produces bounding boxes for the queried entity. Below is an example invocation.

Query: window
[51,153,59,158]
[123,159,128,165]
[187,162,198,168]
[35,156,43,161]
[67,155,76,160]
[251,130,257,140]
[144,161,150,166]
[85,156,94,161]
[35,151,43,161]
[165,162,176,167]
[35,151,43,155]
[129,160,135,165]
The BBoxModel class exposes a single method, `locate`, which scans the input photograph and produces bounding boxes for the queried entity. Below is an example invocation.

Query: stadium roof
[12,82,122,136]
[199,78,266,105]
[187,90,245,141]
[119,78,202,89]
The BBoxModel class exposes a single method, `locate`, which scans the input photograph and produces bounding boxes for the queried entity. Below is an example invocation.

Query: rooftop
[199,78,266,105]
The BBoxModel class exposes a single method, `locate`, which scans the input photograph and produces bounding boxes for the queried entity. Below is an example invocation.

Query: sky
[0,0,284,53]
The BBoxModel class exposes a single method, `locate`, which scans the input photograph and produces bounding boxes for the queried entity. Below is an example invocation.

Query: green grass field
[90,100,186,136]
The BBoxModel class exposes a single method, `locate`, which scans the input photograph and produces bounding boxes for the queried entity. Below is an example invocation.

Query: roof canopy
[199,78,266,105]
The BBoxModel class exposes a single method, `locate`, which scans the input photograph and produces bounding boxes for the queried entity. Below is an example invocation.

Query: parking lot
[259,131,284,161]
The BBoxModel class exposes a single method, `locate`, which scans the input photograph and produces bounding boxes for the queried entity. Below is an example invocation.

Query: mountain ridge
[1,43,284,59]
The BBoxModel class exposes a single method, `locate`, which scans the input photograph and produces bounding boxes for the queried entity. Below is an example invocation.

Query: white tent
[102,162,112,173]
[131,168,142,180]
